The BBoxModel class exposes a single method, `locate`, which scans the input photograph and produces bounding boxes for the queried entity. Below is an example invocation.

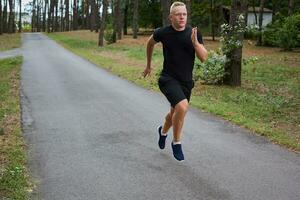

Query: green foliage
[263,19,283,46]
[220,14,246,55]
[278,14,300,50]
[104,29,116,45]
[244,24,259,39]
[194,51,226,84]
[263,14,300,50]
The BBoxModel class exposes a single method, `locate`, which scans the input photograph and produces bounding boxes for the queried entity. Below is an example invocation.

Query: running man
[143,1,208,161]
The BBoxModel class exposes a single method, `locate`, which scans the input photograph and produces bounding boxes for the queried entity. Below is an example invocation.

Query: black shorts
[158,74,194,108]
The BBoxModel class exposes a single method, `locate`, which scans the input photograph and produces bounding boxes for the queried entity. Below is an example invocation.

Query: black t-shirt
[153,25,204,82]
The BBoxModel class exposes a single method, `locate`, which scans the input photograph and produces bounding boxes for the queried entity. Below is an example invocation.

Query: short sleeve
[153,28,162,42]
[197,31,204,44]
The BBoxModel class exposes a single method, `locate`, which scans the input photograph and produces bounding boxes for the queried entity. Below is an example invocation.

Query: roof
[222,6,273,13]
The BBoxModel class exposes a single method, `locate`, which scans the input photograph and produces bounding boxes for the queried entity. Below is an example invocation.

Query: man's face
[169,6,187,29]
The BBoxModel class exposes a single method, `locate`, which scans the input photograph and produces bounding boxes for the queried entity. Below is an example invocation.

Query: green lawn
[0,33,22,51]
[0,57,30,199]
[47,30,300,152]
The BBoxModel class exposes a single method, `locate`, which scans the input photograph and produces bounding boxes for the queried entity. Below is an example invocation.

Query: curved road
[21,33,300,200]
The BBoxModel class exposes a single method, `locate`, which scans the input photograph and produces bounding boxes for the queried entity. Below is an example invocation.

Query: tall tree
[96,0,101,32]
[123,0,128,35]
[0,0,3,34]
[184,0,191,25]
[65,0,69,31]
[132,0,139,38]
[90,0,96,31]
[54,0,58,31]
[113,0,122,40]
[252,0,257,24]
[8,0,14,33]
[60,0,64,31]
[257,0,264,46]
[98,0,108,46]
[73,0,78,30]
[31,0,36,32]
[288,0,294,15]
[210,0,215,40]
[18,0,21,32]
[36,0,41,32]
[42,0,47,32]
[161,0,171,27]
[3,0,7,33]
[223,0,248,86]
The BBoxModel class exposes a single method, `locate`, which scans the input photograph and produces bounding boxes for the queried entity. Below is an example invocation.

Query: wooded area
[0,0,298,36]
[0,0,299,86]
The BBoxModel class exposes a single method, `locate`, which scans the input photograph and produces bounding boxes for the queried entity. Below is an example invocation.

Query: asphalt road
[0,48,22,59]
[21,33,300,200]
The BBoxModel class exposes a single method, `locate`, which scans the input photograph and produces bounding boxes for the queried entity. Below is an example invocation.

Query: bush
[244,24,259,39]
[263,20,283,46]
[278,14,300,50]
[104,29,116,45]
[194,51,227,84]
[263,14,300,49]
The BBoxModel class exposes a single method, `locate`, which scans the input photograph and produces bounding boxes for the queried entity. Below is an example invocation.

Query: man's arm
[191,27,208,62]
[143,35,157,78]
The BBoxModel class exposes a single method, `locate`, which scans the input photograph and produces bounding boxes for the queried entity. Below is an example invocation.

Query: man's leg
[172,99,189,142]
[162,107,175,134]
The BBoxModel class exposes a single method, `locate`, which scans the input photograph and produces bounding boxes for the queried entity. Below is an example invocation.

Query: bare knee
[175,100,189,114]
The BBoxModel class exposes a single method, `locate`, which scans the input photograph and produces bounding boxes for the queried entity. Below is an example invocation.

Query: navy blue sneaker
[171,143,184,161]
[157,126,167,149]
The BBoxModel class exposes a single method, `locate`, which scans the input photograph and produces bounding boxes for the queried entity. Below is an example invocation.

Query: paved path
[0,48,22,59]
[21,33,300,200]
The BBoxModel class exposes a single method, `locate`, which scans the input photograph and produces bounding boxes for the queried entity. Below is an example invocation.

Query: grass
[0,33,22,51]
[47,30,300,152]
[0,57,30,199]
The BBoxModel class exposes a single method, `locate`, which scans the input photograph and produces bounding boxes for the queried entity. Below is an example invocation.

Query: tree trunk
[54,0,58,32]
[37,0,41,32]
[184,0,191,25]
[90,0,96,31]
[223,0,248,86]
[257,0,264,46]
[288,0,294,15]
[210,0,215,41]
[96,0,101,32]
[132,0,139,39]
[123,0,128,35]
[18,0,21,32]
[60,0,63,31]
[85,0,90,30]
[3,0,7,33]
[113,0,122,40]
[31,0,36,32]
[42,0,47,32]
[98,0,108,46]
[65,0,69,31]
[73,0,78,30]
[161,0,171,27]
[0,0,3,34]
[48,0,54,32]
[8,0,14,33]
[252,0,257,24]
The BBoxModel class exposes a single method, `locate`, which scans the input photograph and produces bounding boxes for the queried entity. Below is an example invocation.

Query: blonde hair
[170,1,186,14]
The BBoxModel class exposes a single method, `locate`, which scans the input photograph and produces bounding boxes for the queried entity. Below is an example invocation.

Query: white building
[223,6,273,27]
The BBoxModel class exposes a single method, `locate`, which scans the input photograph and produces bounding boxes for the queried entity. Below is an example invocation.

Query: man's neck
[171,24,186,31]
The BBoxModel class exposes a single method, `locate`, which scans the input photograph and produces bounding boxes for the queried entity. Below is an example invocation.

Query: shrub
[194,51,227,84]
[244,24,259,39]
[278,14,300,50]
[262,20,283,46]
[104,29,116,45]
